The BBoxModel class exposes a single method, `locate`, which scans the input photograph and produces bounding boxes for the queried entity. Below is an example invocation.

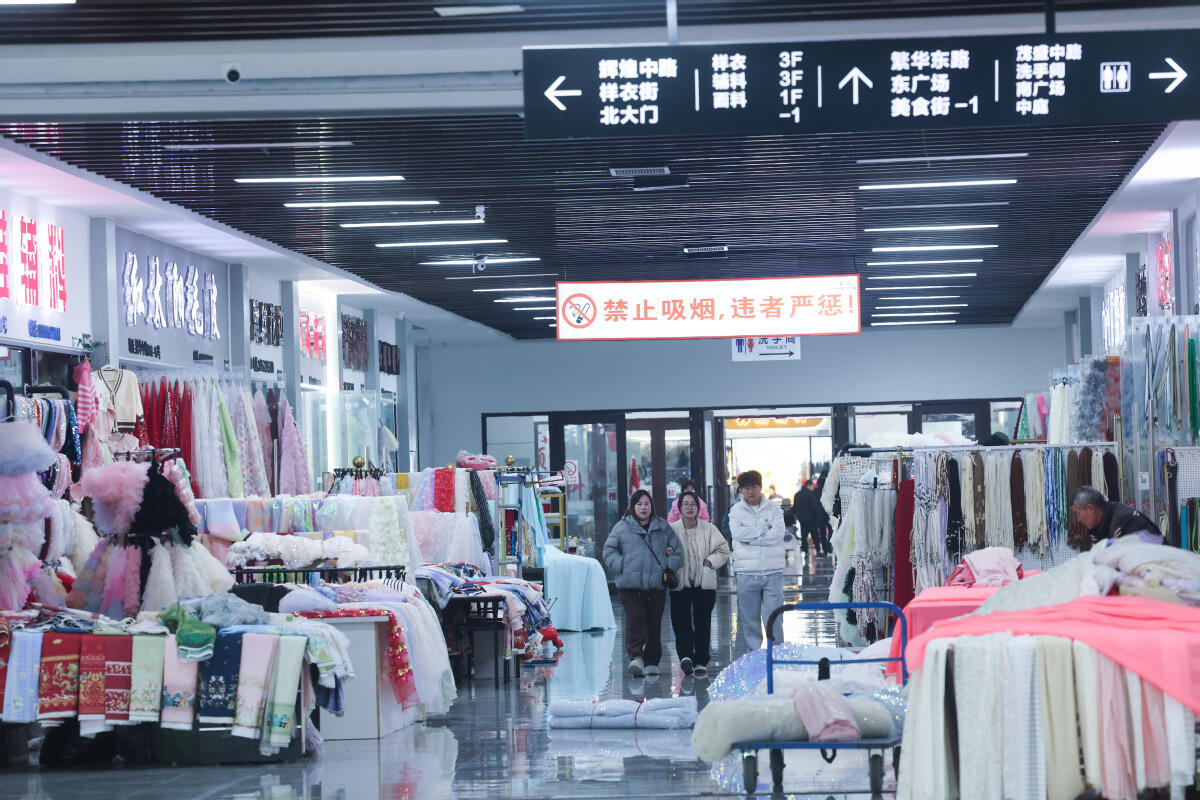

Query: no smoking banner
[562,294,596,328]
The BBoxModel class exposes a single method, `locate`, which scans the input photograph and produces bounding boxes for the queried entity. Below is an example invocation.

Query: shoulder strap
[637,529,665,568]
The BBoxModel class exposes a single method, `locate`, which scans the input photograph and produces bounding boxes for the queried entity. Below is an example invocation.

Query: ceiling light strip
[864,285,969,291]
[866,273,978,280]
[423,258,540,266]
[512,306,556,311]
[859,178,1017,191]
[865,258,983,267]
[875,303,969,309]
[872,311,960,317]
[342,219,483,228]
[871,319,958,326]
[494,296,555,303]
[864,224,998,233]
[285,200,439,208]
[444,272,557,281]
[237,175,405,184]
[471,287,555,293]
[871,244,997,253]
[165,141,353,152]
[860,201,1010,211]
[877,295,963,301]
[856,152,1028,165]
[377,239,507,248]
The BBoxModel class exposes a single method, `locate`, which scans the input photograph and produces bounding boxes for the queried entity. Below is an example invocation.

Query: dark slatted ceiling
[2,116,1163,338]
[0,1,1192,43]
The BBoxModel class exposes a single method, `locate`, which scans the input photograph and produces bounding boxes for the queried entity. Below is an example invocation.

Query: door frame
[625,417,692,516]
[549,412,628,547]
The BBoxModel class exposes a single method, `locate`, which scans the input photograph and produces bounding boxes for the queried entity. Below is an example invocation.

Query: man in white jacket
[729,470,787,651]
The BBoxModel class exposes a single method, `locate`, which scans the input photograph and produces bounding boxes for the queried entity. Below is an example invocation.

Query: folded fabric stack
[550,728,698,761]
[548,697,698,729]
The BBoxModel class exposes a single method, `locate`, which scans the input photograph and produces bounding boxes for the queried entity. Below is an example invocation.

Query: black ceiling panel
[2,115,1163,339]
[0,1,1193,44]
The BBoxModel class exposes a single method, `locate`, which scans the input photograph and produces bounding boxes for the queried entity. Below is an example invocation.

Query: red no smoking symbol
[562,293,596,328]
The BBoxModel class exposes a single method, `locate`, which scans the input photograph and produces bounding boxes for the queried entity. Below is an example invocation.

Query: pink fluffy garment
[0,473,55,524]
[82,461,151,535]
[0,420,56,476]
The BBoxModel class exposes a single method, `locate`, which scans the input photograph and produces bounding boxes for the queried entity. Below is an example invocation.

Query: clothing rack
[230,564,407,585]
[114,446,181,463]
[22,383,70,400]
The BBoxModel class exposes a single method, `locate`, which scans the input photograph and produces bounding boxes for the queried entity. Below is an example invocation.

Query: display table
[318,616,413,740]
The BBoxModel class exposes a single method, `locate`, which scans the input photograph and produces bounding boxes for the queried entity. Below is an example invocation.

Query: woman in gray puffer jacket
[603,489,683,678]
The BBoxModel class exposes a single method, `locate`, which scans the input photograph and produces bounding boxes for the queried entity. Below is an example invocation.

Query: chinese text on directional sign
[556,275,860,342]
[523,29,1195,138]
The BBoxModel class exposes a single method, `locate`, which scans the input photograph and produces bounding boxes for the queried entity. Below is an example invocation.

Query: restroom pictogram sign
[562,294,596,328]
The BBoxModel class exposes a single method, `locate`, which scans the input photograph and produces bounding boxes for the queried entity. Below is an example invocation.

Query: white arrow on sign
[544,75,582,111]
[837,67,874,105]
[1149,57,1188,93]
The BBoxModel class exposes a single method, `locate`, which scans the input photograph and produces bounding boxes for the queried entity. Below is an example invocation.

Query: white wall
[418,323,1067,466]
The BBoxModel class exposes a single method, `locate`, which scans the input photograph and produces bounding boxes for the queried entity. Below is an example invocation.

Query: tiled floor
[0,545,890,799]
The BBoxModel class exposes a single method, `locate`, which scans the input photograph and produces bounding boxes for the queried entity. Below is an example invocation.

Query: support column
[395,316,418,472]
[88,218,120,366]
[1173,209,1191,316]
[1126,253,1141,320]
[1077,295,1093,356]
[363,308,380,393]
[1064,309,1078,364]
[1090,286,1105,354]
[279,280,301,409]
[227,263,250,372]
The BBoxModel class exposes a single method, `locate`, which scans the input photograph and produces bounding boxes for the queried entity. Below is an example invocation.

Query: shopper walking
[667,479,711,523]
[668,491,730,676]
[730,470,787,651]
[603,489,683,678]
[792,478,831,555]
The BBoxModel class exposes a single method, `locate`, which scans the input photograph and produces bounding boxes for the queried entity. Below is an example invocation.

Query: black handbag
[639,530,679,590]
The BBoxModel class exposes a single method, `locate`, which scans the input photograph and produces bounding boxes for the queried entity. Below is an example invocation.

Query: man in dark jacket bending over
[1070,486,1163,545]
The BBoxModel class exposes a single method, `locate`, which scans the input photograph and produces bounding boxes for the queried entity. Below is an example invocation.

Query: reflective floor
[0,544,890,799]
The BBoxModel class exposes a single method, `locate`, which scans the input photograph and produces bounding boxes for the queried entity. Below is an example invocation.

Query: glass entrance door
[626,419,692,517]
[551,414,623,559]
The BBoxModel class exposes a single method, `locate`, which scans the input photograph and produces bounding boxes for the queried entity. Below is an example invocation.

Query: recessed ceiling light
[444,272,556,281]
[342,218,483,229]
[865,258,984,267]
[872,311,961,317]
[856,152,1028,165]
[236,175,405,184]
[866,273,978,280]
[285,200,439,208]
[471,286,555,293]
[0,1,75,4]
[549,323,557,328]
[433,4,524,16]
[865,285,969,291]
[533,316,556,320]
[872,244,997,253]
[165,141,353,152]
[876,303,969,309]
[871,319,958,326]
[377,239,507,248]
[860,201,1010,211]
[864,224,998,233]
[494,296,555,303]
[859,179,1017,190]
[512,306,556,311]
[878,295,963,301]
[422,257,540,266]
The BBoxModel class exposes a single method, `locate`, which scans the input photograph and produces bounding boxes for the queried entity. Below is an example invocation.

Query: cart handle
[764,600,908,690]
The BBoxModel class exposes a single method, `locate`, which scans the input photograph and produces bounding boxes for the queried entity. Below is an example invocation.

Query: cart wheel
[769,748,785,796]
[742,752,758,795]
[869,753,884,794]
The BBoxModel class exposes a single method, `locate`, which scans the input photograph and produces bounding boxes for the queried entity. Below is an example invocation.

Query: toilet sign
[732,336,802,362]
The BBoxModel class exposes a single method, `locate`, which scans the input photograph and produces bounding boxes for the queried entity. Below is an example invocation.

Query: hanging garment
[36,632,81,726]
[231,632,280,739]
[73,361,99,434]
[1002,636,1046,800]
[198,632,242,724]
[102,634,133,726]
[277,395,312,496]
[893,479,916,610]
[179,382,199,497]
[960,455,976,549]
[216,388,243,499]
[946,459,964,559]
[1067,449,1085,546]
[972,453,986,550]
[1011,452,1028,550]
[129,635,166,723]
[252,388,275,495]
[1037,636,1084,800]
[1024,448,1049,555]
[1104,452,1120,502]
[953,632,1009,800]
[160,634,198,731]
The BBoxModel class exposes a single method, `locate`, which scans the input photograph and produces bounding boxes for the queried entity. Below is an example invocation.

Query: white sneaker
[645,664,660,676]
[628,657,645,678]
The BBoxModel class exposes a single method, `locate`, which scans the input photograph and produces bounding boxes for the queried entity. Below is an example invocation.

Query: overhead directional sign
[731,337,802,363]
[522,29,1198,139]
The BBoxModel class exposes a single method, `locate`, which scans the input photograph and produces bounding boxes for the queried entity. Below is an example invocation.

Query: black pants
[669,588,717,666]
[618,588,667,666]
[802,523,829,552]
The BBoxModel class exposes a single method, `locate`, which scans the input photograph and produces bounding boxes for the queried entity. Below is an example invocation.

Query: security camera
[222,63,243,84]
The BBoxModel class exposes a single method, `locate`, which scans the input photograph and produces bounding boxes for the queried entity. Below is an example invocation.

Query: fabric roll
[433,468,456,513]
[231,632,279,739]
[129,634,166,722]
[2,630,43,722]
[1001,636,1045,800]
[1164,694,1197,797]
[263,635,307,751]
[960,457,976,548]
[953,632,1008,800]
[972,452,986,550]
[102,634,133,725]
[1124,670,1147,793]
[37,632,81,724]
[1011,452,1028,550]
[160,633,199,731]
[1036,636,1084,800]
[468,469,497,553]
[893,479,916,610]
[896,638,953,800]
[1140,680,1170,791]
[198,632,243,724]
[1097,652,1136,800]
[0,635,10,712]
[77,634,108,736]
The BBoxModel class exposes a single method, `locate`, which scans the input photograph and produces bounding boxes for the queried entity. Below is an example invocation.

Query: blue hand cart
[731,601,908,798]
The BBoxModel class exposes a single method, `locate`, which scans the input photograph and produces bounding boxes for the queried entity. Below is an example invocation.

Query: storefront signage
[341,315,368,371]
[555,274,859,341]
[192,350,213,364]
[299,310,327,360]
[726,417,827,431]
[379,341,401,375]
[523,29,1199,139]
[1155,234,1174,314]
[26,319,61,341]
[731,336,801,362]
[128,337,162,359]
[250,356,275,374]
[123,251,221,341]
[0,211,68,311]
[250,299,283,346]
